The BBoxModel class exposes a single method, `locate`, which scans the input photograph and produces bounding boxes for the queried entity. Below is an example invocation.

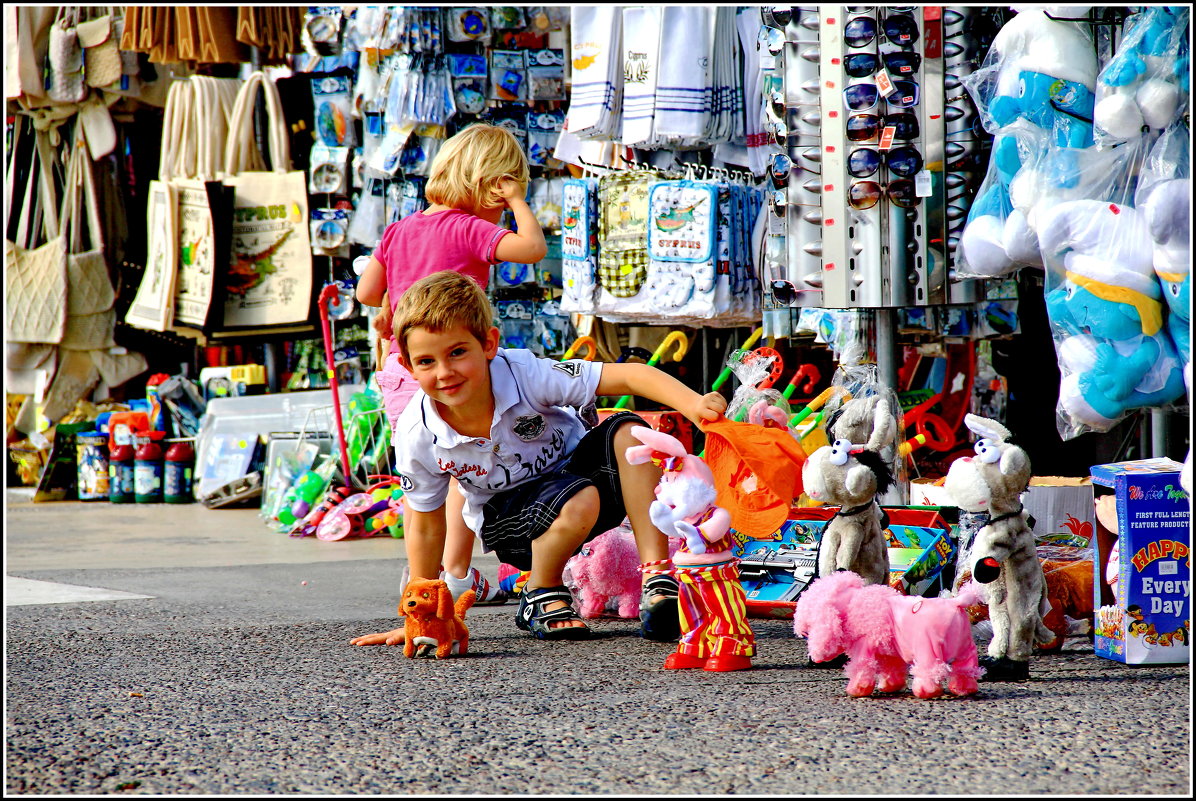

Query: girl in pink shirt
[354,124,546,628]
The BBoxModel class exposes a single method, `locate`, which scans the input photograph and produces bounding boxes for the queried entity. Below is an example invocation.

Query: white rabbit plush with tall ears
[625,425,754,672]
[944,414,1053,681]
[803,400,895,585]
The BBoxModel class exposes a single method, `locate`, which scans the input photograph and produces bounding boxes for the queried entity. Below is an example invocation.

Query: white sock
[443,569,474,601]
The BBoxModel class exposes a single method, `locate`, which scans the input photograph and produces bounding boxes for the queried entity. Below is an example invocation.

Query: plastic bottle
[134,431,166,503]
[163,438,196,504]
[146,373,171,433]
[109,442,135,503]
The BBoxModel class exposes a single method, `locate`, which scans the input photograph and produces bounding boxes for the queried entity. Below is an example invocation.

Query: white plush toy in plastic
[1093,6,1190,144]
[958,7,1099,277]
[944,414,1054,681]
[1038,199,1187,434]
[1141,177,1191,372]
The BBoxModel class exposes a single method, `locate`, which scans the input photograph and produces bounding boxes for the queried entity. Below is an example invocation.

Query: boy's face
[398,324,500,411]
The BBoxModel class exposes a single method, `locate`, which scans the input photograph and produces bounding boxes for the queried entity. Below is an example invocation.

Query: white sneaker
[442,567,508,605]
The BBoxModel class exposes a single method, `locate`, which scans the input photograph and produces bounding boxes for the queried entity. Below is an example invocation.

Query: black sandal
[639,575,681,642]
[516,586,592,640]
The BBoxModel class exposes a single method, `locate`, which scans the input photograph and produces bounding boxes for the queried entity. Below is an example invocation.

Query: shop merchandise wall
[5,6,1190,497]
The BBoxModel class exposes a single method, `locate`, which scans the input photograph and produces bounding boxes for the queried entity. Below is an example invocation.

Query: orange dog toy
[400,578,476,659]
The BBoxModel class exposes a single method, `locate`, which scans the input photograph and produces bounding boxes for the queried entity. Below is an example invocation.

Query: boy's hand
[688,391,727,425]
[350,626,406,646]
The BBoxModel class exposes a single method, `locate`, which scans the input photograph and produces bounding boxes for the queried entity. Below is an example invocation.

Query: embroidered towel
[654,7,713,143]
[567,6,622,139]
[619,6,661,147]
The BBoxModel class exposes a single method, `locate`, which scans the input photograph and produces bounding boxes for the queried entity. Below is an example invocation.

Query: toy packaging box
[1089,458,1190,666]
[732,507,954,619]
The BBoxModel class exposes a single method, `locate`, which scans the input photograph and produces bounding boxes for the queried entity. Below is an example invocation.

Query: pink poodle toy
[792,571,986,699]
[626,426,754,672]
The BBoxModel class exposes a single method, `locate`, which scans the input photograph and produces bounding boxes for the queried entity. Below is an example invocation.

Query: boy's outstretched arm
[597,362,727,426]
[349,505,448,646]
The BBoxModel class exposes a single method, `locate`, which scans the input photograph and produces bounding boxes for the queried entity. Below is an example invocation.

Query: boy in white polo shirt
[353,270,727,642]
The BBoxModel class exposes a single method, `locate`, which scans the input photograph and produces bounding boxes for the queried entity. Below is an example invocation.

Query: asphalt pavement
[5,490,1192,796]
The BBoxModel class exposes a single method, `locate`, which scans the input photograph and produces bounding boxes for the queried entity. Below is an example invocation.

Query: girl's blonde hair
[424,124,530,212]
[392,271,495,363]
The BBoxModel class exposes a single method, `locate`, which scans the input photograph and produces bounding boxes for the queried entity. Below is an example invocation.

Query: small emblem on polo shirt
[513,413,547,441]
[398,474,414,492]
[552,361,584,378]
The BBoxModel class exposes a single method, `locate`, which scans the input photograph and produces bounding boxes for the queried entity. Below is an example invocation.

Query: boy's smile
[400,324,499,433]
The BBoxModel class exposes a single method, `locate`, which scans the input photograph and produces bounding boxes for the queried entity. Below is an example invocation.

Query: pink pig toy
[792,571,986,699]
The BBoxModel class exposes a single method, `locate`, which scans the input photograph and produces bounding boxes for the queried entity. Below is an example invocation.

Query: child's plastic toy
[1093,6,1190,145]
[792,571,986,699]
[943,414,1054,681]
[399,578,476,659]
[278,462,335,526]
[802,400,895,585]
[626,426,754,672]
[958,8,1099,277]
[1038,199,1187,434]
[289,485,354,537]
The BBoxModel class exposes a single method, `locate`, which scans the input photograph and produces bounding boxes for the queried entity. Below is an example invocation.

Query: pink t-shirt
[375,209,511,310]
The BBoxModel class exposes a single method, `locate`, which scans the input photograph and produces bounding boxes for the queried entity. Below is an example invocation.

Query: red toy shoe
[662,652,708,670]
[703,654,752,672]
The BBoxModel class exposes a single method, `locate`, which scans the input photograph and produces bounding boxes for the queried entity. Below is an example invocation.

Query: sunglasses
[771,279,820,305]
[885,145,923,177]
[844,15,877,48]
[848,178,919,210]
[885,79,920,108]
[882,13,920,45]
[760,6,792,29]
[844,50,923,80]
[846,112,920,142]
[848,147,881,178]
[844,82,881,111]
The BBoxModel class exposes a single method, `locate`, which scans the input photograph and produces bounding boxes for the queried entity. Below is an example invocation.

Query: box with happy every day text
[1089,458,1190,666]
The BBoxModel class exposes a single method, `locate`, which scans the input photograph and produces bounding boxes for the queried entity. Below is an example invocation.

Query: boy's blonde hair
[425,123,530,212]
[392,271,495,362]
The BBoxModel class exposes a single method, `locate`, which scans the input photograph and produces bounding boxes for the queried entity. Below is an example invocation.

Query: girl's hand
[496,177,525,203]
[373,300,394,341]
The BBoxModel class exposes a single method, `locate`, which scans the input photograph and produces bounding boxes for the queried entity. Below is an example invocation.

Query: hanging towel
[736,7,769,175]
[567,6,622,139]
[619,6,662,147]
[654,7,713,143]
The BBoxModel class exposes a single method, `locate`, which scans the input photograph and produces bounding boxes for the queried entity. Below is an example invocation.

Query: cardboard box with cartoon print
[1089,458,1190,666]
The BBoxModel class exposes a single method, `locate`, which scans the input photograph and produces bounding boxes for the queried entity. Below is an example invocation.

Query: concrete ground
[5,488,1192,795]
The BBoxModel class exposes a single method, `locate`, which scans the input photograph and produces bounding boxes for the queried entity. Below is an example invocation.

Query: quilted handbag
[5,124,68,345]
[78,12,121,88]
[63,143,116,316]
[47,8,86,104]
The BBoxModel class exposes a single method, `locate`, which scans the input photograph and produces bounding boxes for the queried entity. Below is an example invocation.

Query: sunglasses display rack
[941,7,997,304]
[760,7,825,340]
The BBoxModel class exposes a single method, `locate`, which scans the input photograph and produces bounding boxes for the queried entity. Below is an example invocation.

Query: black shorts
[478,411,646,571]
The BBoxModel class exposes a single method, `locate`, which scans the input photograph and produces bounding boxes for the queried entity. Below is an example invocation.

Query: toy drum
[76,433,110,501]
